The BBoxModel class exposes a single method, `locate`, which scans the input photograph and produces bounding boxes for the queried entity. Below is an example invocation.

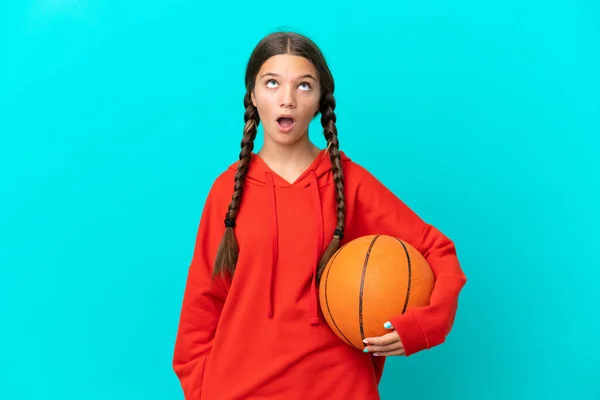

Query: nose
[279,84,296,108]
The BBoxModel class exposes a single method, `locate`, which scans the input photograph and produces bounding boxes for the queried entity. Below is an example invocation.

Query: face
[251,54,321,147]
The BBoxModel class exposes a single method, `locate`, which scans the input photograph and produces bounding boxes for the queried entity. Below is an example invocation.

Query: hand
[362,321,405,356]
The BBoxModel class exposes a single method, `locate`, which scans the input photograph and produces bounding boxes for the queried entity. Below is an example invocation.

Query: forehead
[257,54,319,79]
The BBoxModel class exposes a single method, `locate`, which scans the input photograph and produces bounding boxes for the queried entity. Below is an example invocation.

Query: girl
[173,31,467,399]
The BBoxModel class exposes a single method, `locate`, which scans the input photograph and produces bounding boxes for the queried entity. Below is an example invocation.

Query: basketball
[319,234,435,349]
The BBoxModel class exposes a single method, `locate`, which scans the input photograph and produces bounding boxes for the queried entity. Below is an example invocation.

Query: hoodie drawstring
[263,170,325,326]
[265,172,278,319]
[308,170,324,325]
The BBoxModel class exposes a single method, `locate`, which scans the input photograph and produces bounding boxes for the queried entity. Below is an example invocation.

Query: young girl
[173,31,467,399]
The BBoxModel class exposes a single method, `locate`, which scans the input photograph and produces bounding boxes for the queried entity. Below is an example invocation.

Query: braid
[317,93,346,281]
[213,91,260,279]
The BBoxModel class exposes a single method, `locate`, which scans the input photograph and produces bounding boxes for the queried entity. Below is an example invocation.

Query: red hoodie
[173,149,467,399]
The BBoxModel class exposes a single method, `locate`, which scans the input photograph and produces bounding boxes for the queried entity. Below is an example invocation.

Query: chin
[266,128,307,147]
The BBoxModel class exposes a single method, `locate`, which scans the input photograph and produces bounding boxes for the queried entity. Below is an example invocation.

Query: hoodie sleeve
[349,165,467,356]
[172,178,230,398]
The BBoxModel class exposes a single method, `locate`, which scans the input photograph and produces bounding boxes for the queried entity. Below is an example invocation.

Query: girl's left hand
[362,322,405,356]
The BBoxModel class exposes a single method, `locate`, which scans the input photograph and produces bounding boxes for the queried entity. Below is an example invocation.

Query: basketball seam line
[396,238,412,314]
[324,243,354,348]
[359,235,380,342]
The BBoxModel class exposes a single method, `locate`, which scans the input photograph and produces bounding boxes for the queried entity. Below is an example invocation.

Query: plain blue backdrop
[1,1,599,399]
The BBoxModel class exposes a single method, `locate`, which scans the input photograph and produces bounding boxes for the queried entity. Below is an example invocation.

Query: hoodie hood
[226,149,351,325]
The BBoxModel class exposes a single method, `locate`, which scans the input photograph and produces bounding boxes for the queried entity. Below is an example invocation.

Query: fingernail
[362,339,368,344]
[373,353,379,356]
[384,321,392,329]
[363,348,369,353]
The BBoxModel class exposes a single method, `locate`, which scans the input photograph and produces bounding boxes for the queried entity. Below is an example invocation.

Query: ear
[315,92,323,115]
[251,91,256,107]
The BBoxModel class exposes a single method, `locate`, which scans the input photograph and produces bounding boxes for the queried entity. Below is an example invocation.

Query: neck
[257,135,322,166]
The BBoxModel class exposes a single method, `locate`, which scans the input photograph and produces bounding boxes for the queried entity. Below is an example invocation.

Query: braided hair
[213,91,260,279]
[316,92,345,281]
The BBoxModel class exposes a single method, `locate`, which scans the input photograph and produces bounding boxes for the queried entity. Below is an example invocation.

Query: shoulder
[339,152,400,206]
[212,166,236,191]
[205,163,236,205]
[339,152,381,188]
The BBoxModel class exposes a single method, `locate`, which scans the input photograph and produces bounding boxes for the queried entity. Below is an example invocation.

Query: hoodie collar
[228,149,349,188]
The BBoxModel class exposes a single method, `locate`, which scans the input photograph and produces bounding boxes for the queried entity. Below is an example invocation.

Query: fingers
[363,331,399,346]
[362,322,405,356]
[371,348,406,357]
[363,339,404,354]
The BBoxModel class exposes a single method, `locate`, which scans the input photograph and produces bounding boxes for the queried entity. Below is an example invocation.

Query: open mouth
[276,115,295,132]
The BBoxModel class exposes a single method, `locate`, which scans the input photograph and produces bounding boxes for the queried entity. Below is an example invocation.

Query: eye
[299,82,311,91]
[266,79,278,88]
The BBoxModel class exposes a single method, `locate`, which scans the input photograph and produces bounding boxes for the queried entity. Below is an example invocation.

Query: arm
[350,166,467,356]
[172,182,229,397]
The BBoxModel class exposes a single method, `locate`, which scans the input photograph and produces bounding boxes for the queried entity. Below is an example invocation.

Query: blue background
[1,1,599,399]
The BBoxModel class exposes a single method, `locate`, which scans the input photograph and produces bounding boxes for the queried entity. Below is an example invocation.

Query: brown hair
[213,31,345,282]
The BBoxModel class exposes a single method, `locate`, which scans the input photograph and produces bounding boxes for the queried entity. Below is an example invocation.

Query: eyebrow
[259,72,318,81]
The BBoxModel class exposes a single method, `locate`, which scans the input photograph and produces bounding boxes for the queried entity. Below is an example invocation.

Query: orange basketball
[319,234,435,349]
